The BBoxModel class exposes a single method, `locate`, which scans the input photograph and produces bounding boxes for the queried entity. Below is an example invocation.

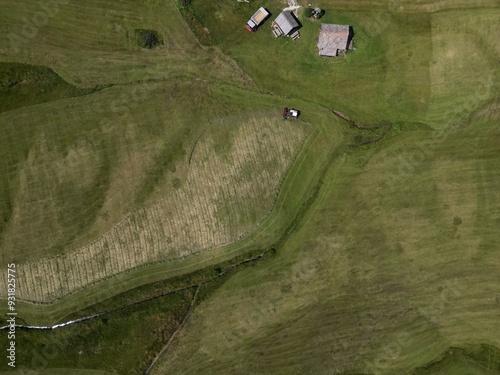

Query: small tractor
[282,107,299,120]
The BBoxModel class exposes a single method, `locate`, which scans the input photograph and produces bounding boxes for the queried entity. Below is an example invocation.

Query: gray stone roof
[274,11,299,36]
[317,23,350,57]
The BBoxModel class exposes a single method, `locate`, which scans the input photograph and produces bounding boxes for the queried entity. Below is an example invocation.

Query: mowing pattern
[0,117,308,302]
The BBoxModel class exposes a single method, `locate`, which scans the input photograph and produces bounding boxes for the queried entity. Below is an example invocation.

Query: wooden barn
[272,11,301,40]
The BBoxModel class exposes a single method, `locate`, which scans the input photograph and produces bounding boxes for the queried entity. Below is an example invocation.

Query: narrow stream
[0,252,265,331]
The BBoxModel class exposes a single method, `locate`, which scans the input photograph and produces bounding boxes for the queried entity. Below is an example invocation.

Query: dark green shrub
[134,29,163,49]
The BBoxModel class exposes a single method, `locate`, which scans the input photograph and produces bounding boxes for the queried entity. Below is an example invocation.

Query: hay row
[0,118,308,302]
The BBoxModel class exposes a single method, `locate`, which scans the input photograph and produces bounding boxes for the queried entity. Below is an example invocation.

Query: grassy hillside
[193,1,432,124]
[0,62,98,114]
[0,0,345,315]
[0,81,311,302]
[185,0,497,127]
[0,92,341,324]
[0,0,252,87]
[150,0,499,374]
[153,100,499,375]
[0,0,498,374]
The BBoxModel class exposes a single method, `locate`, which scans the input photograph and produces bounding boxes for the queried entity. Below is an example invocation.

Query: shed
[272,11,300,37]
[317,24,353,57]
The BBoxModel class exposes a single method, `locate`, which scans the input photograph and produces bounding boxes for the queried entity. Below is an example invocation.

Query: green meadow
[0,0,498,373]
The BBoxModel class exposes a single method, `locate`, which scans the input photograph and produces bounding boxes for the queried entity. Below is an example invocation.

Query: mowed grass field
[0,0,499,374]
[151,0,498,374]
[0,81,311,303]
[153,105,499,375]
[0,0,348,329]
[0,0,334,310]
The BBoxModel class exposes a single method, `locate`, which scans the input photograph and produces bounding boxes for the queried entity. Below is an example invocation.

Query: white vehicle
[246,7,270,32]
[282,107,300,120]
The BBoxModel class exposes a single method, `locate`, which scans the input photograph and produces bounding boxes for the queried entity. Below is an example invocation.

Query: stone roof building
[317,24,353,57]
